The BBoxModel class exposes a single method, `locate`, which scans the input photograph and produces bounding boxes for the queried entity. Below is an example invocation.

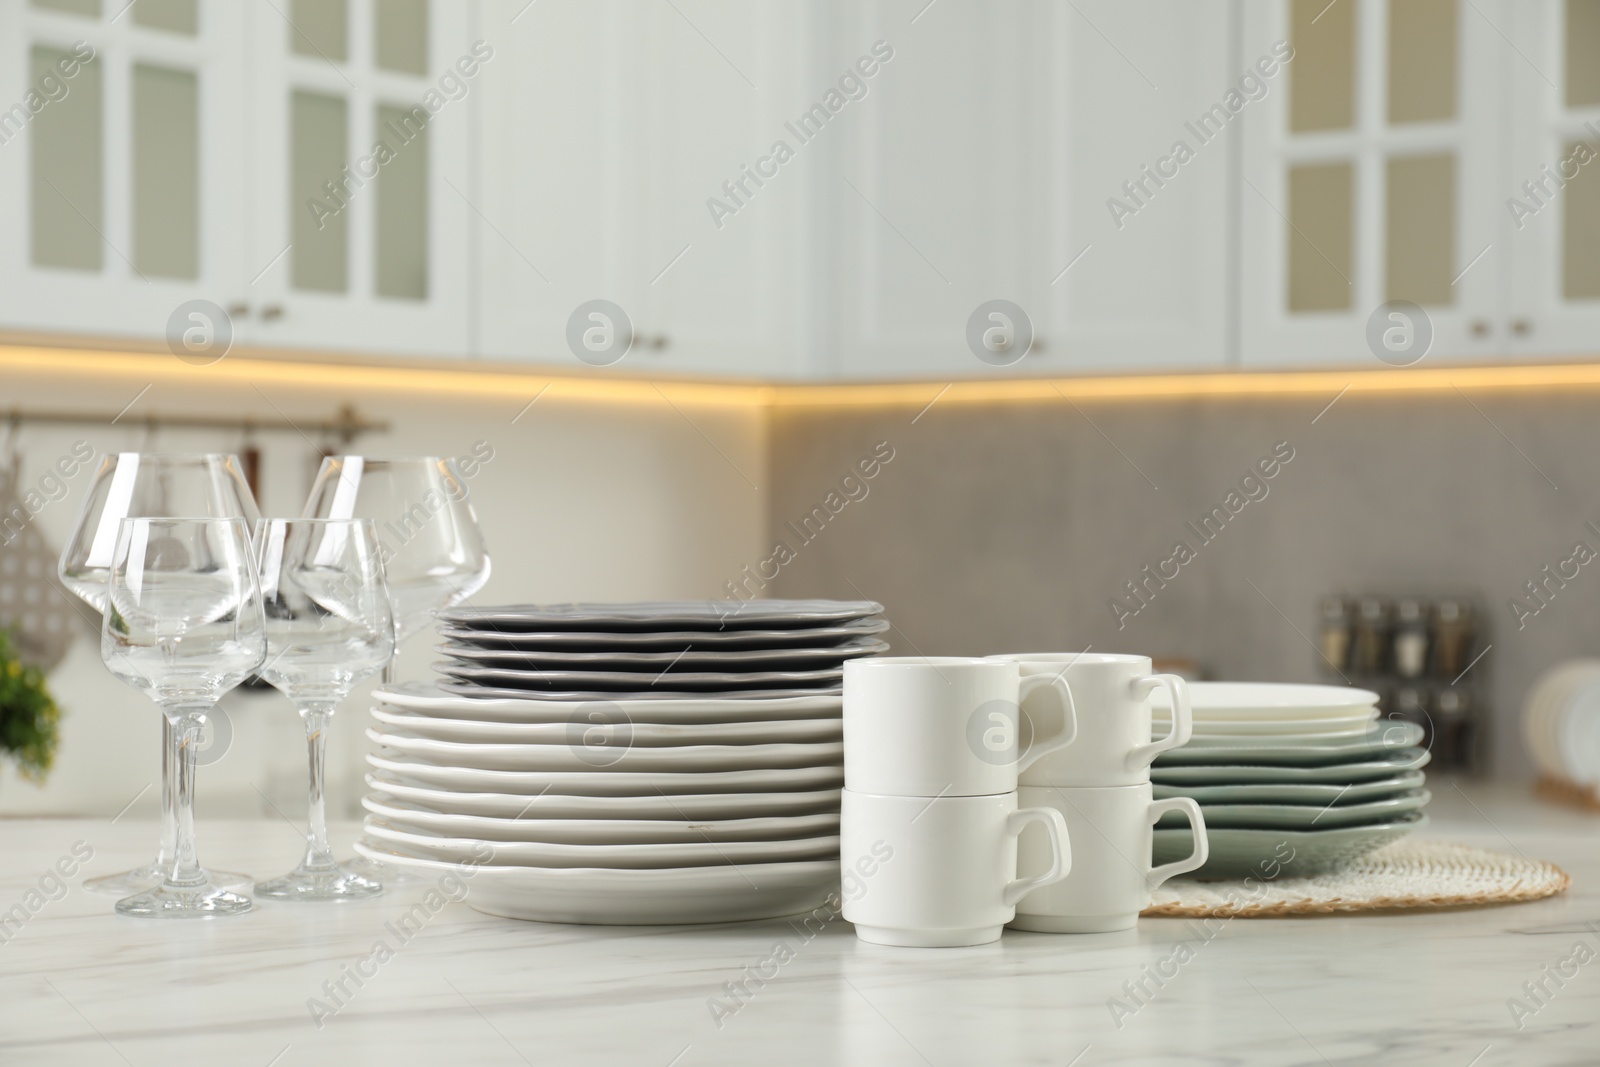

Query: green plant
[0,629,60,782]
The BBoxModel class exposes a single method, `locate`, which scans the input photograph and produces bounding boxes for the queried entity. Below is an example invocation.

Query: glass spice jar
[1392,598,1431,680]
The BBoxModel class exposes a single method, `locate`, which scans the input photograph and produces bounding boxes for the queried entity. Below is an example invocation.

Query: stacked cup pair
[839,657,1077,947]
[999,653,1209,933]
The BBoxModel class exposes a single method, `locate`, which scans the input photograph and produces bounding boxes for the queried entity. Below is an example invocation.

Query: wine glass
[58,453,258,896]
[253,519,395,900]
[303,457,488,885]
[101,517,266,917]
[302,457,490,679]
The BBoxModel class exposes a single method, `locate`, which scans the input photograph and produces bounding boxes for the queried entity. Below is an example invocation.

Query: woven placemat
[1143,839,1570,917]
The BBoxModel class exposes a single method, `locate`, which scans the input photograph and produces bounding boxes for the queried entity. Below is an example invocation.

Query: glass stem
[164,707,210,888]
[299,704,337,872]
[381,657,397,687]
[157,716,177,865]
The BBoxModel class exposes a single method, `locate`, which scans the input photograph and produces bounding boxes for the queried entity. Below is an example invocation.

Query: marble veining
[0,783,1597,1066]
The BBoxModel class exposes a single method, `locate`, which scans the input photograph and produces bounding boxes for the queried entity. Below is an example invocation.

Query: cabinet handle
[642,333,669,351]
[1511,318,1532,336]
[1029,337,1046,355]
[1469,319,1491,337]
[260,305,285,321]
[226,301,249,318]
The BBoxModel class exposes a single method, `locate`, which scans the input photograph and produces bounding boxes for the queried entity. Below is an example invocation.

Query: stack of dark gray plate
[431,600,887,699]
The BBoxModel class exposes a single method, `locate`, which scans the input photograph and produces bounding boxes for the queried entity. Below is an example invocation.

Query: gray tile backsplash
[766,388,1600,779]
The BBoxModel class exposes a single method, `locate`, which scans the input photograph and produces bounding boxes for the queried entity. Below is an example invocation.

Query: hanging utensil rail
[3,403,388,443]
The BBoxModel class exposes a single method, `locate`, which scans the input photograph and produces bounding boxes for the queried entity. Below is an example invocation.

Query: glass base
[86,863,253,896]
[115,878,253,918]
[254,862,383,901]
[345,854,422,886]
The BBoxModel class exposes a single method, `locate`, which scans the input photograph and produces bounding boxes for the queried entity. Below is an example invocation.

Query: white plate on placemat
[370,706,842,746]
[367,753,844,796]
[439,600,882,631]
[438,618,890,650]
[362,819,841,868]
[436,639,890,671]
[1159,714,1379,737]
[368,728,843,773]
[1184,724,1380,743]
[363,795,841,844]
[376,683,842,724]
[352,842,839,925]
[1150,682,1380,719]
[365,774,842,820]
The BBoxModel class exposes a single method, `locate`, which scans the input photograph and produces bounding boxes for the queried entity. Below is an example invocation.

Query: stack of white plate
[356,600,887,924]
[1523,660,1600,787]
[1149,682,1431,878]
[1153,681,1382,741]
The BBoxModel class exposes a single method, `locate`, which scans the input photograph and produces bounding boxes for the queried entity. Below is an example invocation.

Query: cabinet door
[823,0,1230,380]
[821,0,1040,380]
[475,0,806,378]
[621,0,809,379]
[1239,0,1507,367]
[1504,0,1600,356]
[0,0,248,344]
[1039,0,1232,373]
[239,0,472,358]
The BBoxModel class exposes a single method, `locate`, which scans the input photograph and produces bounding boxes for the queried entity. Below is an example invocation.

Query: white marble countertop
[1,781,1597,1066]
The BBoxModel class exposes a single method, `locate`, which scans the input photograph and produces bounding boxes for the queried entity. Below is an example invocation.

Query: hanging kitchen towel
[1143,839,1569,917]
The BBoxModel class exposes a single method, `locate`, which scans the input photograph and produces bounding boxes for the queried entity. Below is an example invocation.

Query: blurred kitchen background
[1,0,1597,817]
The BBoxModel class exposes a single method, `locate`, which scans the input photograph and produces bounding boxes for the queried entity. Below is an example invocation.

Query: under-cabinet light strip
[8,346,1600,409]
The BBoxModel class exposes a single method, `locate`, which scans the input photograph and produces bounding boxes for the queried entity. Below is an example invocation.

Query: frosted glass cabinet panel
[131,63,199,280]
[240,0,470,356]
[0,0,468,358]
[1240,0,1506,367]
[0,0,248,339]
[1503,1,1600,356]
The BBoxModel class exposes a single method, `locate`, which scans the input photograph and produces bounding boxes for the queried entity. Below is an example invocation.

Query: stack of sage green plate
[1149,683,1431,879]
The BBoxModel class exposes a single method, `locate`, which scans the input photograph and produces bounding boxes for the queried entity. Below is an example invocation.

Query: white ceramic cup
[1009,782,1207,933]
[841,788,1071,947]
[844,657,1077,797]
[992,653,1191,787]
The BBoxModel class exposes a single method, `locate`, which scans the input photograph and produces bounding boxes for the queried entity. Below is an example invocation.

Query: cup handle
[1126,673,1192,772]
[1002,805,1071,908]
[1145,796,1208,890]
[1015,672,1078,772]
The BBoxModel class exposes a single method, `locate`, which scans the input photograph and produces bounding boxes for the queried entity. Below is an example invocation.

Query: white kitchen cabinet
[6,0,1585,380]
[0,0,473,359]
[1037,0,1232,374]
[237,0,475,358]
[0,0,249,343]
[1503,0,1600,358]
[1238,0,1510,367]
[819,0,1231,380]
[474,0,810,379]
